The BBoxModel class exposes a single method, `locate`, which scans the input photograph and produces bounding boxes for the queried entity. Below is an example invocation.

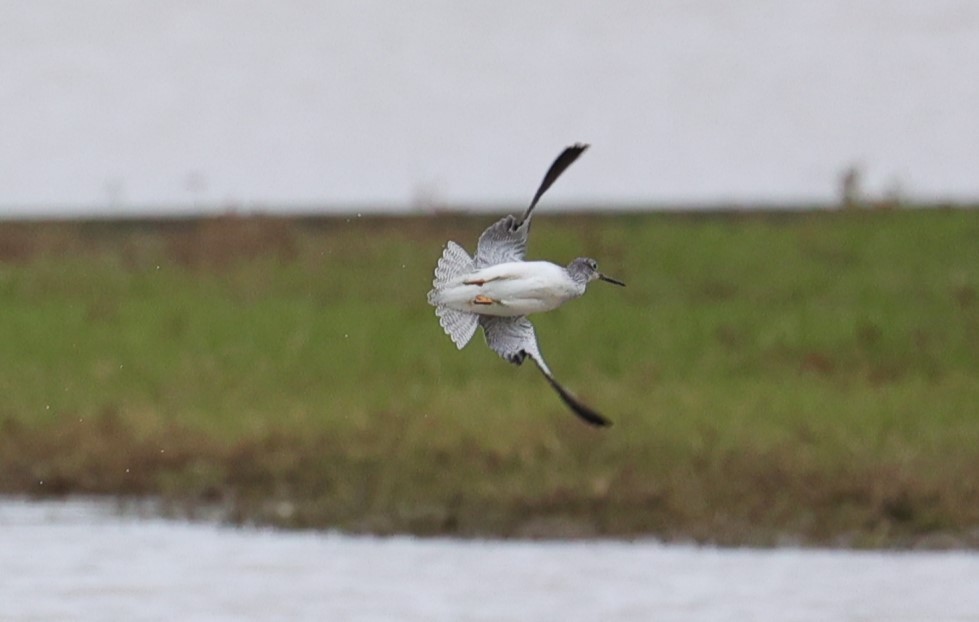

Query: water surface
[1,498,977,621]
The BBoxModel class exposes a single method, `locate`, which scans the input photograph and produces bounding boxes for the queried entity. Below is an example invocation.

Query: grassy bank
[1,209,978,547]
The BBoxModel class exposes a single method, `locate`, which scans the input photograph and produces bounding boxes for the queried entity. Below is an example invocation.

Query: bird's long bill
[598,273,626,287]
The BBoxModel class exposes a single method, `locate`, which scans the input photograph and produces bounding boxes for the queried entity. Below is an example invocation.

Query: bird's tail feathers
[427,241,474,299]
[428,241,478,348]
[435,305,478,349]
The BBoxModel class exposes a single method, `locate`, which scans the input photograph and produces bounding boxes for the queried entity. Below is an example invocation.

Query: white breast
[436,261,583,317]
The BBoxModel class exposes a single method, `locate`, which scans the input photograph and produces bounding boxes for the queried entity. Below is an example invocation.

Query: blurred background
[2,3,979,620]
[3,1,979,217]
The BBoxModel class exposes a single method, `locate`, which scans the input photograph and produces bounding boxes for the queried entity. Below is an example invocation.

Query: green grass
[1,210,978,546]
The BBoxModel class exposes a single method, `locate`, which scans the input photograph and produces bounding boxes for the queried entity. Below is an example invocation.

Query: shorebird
[426,144,624,427]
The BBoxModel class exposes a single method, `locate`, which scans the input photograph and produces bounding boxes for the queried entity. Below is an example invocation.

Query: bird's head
[567,257,625,287]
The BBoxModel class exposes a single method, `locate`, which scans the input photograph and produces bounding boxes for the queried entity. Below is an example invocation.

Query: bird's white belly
[437,261,580,317]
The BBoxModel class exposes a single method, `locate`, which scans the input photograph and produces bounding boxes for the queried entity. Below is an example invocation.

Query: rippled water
[2,498,977,622]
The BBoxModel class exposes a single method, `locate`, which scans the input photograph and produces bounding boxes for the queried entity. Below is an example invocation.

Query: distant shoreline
[1,199,978,223]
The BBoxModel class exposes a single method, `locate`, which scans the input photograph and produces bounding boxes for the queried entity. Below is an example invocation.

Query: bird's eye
[589,260,597,270]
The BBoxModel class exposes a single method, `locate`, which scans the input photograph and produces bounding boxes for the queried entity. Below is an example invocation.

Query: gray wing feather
[521,143,589,223]
[479,315,547,371]
[475,215,528,268]
[479,316,611,427]
[474,143,589,269]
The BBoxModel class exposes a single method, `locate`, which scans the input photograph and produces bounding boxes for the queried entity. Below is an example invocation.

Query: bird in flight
[426,144,624,426]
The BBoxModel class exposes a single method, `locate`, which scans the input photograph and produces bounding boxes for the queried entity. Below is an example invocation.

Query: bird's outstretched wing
[479,315,611,427]
[521,143,589,224]
[474,143,589,268]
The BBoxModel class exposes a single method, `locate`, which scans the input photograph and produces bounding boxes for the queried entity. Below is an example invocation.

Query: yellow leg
[464,275,505,286]
[473,294,494,305]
